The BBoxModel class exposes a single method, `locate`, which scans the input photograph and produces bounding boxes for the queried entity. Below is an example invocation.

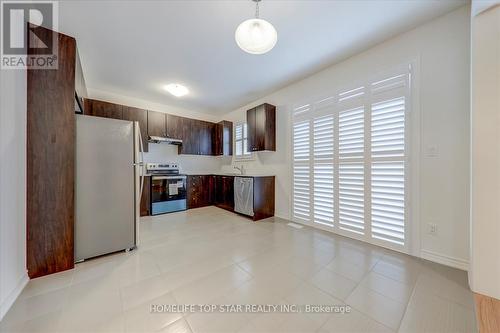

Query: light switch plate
[425,145,438,157]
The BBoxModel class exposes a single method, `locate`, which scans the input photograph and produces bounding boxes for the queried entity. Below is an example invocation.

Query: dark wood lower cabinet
[208,175,215,204]
[27,26,76,278]
[213,175,274,220]
[187,175,213,209]
[252,176,275,221]
[143,174,274,221]
[214,175,235,212]
[140,176,151,216]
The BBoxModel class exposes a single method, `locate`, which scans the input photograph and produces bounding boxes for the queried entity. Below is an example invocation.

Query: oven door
[151,175,187,215]
[151,175,187,202]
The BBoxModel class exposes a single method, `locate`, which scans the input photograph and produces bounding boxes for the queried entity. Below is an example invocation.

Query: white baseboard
[283,217,470,272]
[420,249,469,271]
[0,272,29,321]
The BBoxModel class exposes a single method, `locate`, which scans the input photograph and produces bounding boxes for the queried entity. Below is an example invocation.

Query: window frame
[234,121,254,161]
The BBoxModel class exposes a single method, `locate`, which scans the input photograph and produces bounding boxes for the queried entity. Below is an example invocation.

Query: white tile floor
[0,206,477,333]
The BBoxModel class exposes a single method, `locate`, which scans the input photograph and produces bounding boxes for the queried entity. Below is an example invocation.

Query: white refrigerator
[75,115,144,261]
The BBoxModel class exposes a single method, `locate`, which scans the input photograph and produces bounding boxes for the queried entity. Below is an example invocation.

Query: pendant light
[235,0,277,55]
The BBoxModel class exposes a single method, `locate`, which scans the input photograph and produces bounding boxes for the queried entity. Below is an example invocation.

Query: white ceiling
[59,0,465,114]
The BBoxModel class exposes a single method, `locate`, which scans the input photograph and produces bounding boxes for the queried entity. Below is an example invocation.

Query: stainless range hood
[148,136,183,145]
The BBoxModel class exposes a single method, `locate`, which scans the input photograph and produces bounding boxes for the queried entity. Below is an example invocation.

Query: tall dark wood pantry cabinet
[27,26,77,278]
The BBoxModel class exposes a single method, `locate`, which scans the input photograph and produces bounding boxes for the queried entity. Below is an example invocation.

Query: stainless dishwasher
[234,177,254,217]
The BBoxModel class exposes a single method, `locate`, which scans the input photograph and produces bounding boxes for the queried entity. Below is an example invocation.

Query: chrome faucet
[233,165,244,175]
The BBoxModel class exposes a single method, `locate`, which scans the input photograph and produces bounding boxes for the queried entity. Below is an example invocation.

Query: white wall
[470,4,500,299]
[143,143,229,174]
[221,6,471,268]
[0,69,29,320]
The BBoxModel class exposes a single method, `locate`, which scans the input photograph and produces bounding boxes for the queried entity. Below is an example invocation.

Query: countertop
[186,173,275,178]
[141,172,275,177]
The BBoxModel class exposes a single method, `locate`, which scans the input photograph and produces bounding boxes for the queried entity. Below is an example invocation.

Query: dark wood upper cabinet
[177,118,213,156]
[166,114,183,139]
[147,111,166,138]
[83,99,150,152]
[213,123,222,156]
[213,121,233,156]
[200,121,214,155]
[85,99,123,119]
[189,120,202,155]
[247,107,257,151]
[178,118,198,155]
[122,106,149,152]
[247,103,276,152]
[27,26,76,278]
[84,99,233,157]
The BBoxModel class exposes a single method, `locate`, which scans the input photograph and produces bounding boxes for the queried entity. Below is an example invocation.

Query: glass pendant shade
[235,18,277,55]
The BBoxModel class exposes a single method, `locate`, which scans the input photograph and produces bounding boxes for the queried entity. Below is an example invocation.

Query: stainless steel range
[146,163,187,215]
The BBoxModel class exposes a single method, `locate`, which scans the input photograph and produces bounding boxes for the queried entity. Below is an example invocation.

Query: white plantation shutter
[371,74,407,96]
[235,124,243,156]
[370,96,406,245]
[338,107,365,234]
[313,115,334,159]
[243,123,249,155]
[371,98,405,158]
[291,66,410,251]
[339,107,364,158]
[235,123,250,159]
[339,162,364,234]
[339,86,365,102]
[313,115,334,226]
[293,120,311,221]
[371,161,405,245]
[294,104,311,117]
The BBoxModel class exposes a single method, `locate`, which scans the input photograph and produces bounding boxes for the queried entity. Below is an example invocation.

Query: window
[292,67,410,251]
[235,122,252,159]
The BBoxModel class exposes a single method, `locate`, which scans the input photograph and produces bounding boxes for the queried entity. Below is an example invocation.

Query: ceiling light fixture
[164,84,189,97]
[235,0,277,55]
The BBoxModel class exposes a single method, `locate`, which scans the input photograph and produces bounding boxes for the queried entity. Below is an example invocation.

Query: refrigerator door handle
[137,125,145,200]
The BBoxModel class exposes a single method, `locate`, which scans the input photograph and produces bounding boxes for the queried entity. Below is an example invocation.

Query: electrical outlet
[428,223,437,234]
